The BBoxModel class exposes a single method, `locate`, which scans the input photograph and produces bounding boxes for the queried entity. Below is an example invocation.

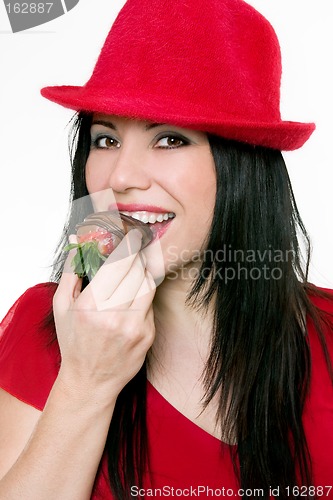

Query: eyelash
[91,136,120,150]
[155,135,189,149]
[90,134,190,150]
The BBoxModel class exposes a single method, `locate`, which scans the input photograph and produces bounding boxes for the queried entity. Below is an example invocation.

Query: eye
[155,135,188,149]
[92,136,121,149]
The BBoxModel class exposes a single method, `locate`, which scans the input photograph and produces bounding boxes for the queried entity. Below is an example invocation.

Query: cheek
[183,162,216,247]
[180,158,216,217]
[192,172,216,203]
[166,153,215,198]
[167,159,216,251]
[85,155,109,193]
[85,157,96,193]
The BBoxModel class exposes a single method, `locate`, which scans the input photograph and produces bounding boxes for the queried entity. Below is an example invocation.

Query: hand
[53,229,156,403]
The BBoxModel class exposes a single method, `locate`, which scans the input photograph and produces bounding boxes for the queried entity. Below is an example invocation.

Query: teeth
[119,210,175,224]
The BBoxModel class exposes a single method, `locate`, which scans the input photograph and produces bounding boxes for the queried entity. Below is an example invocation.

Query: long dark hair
[50,112,333,499]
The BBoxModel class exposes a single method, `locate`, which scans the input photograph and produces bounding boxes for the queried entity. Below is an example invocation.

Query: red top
[1,283,333,499]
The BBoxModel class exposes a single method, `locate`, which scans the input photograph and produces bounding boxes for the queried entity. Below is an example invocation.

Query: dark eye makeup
[90,135,120,150]
[90,130,191,151]
[154,133,190,149]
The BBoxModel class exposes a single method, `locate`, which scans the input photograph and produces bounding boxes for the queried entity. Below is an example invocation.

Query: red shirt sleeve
[0,283,61,411]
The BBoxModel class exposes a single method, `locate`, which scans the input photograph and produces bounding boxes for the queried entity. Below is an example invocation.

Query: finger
[141,236,165,286]
[85,229,143,303]
[128,269,156,313]
[97,253,146,310]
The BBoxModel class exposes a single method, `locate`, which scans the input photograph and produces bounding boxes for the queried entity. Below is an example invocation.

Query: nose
[108,146,152,193]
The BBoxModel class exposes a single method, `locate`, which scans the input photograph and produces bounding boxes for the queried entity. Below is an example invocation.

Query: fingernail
[69,234,78,244]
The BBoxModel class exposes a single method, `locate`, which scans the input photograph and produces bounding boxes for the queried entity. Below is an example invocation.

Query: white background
[0,0,332,320]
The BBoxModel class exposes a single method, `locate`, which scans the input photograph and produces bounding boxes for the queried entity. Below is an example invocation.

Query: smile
[119,211,176,225]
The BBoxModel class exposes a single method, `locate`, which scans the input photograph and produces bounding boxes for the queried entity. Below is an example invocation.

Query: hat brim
[41,85,315,151]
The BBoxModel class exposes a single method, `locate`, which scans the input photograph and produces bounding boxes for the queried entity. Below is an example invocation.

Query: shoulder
[307,285,333,315]
[306,285,333,336]
[306,284,333,334]
[0,282,60,411]
[1,282,58,338]
[3,282,57,316]
[305,285,333,381]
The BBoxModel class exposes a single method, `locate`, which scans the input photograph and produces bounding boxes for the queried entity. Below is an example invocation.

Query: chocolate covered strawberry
[65,211,153,281]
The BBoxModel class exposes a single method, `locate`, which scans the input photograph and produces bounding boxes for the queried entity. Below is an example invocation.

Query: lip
[108,203,174,214]
[148,217,174,242]
[108,203,175,243]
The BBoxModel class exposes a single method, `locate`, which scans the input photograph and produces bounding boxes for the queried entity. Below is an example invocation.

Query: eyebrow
[91,119,117,130]
[145,123,167,130]
[91,119,167,131]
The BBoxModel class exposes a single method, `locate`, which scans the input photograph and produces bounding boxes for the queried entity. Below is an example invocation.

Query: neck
[148,269,224,439]
[149,268,215,386]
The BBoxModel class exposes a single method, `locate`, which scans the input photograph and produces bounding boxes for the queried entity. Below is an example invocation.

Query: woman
[0,0,332,498]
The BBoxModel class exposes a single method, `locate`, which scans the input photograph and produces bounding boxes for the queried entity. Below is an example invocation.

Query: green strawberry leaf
[64,240,107,280]
[63,243,80,252]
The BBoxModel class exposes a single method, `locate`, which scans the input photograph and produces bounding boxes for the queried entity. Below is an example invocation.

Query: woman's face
[85,114,216,277]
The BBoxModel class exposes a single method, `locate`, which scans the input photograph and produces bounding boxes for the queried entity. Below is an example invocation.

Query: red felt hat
[41,0,315,151]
